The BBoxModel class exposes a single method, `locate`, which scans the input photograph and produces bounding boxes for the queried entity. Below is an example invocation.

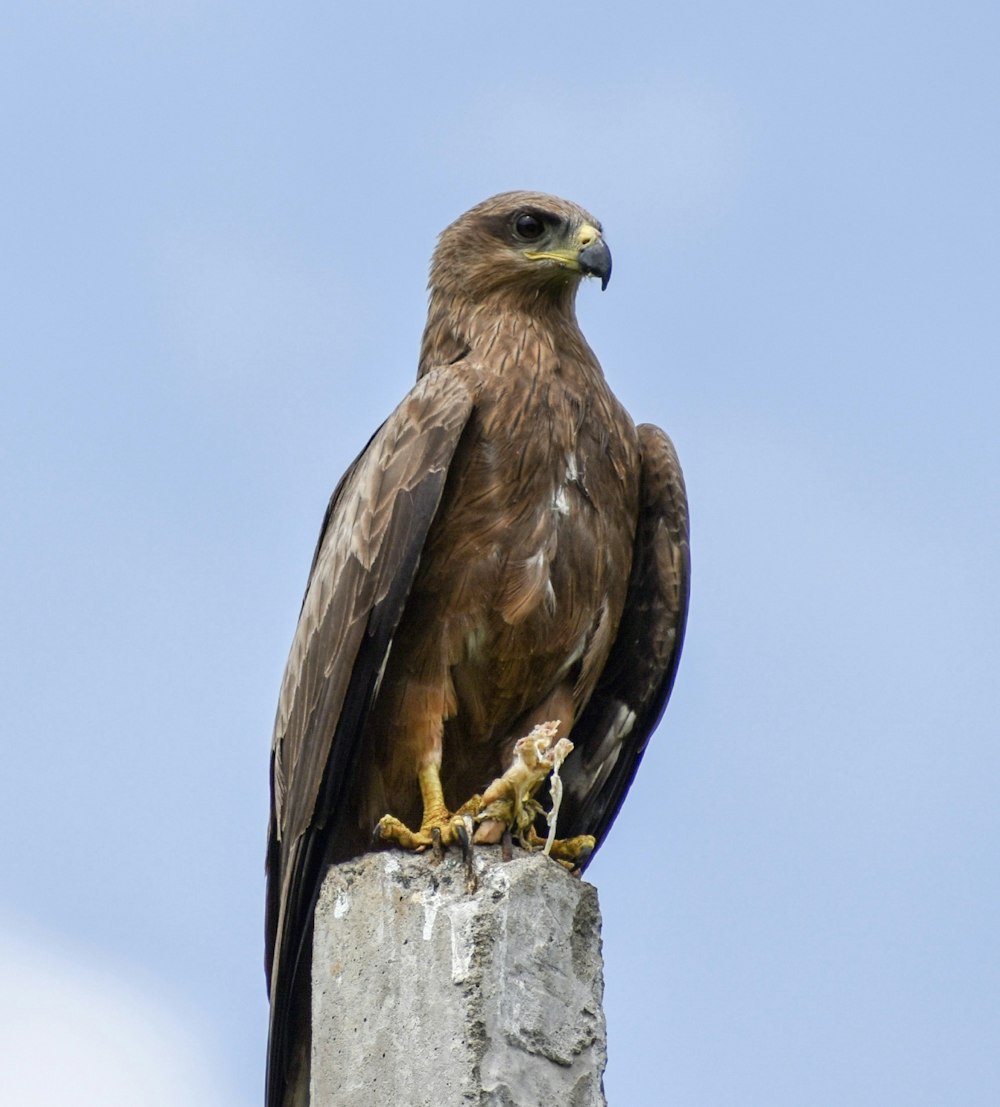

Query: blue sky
[2,2,998,1104]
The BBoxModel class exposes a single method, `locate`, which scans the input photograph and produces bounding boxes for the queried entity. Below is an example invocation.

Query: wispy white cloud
[0,922,244,1107]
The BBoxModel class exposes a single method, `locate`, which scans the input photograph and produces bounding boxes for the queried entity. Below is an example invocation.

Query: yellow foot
[374,802,479,856]
[523,826,596,872]
[375,810,478,891]
[373,764,482,890]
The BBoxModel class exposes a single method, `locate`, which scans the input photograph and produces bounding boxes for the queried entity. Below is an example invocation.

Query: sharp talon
[431,825,443,862]
[501,827,513,862]
[456,816,477,893]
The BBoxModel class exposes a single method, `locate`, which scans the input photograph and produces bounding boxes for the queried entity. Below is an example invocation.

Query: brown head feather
[418,191,605,375]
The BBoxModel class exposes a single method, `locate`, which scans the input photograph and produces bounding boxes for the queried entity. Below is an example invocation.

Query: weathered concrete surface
[312,848,607,1107]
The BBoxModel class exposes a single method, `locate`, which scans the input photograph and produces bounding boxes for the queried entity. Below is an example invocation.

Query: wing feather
[265,367,475,1106]
[559,422,691,853]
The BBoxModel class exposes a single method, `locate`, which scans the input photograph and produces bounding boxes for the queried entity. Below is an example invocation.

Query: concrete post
[311,848,608,1107]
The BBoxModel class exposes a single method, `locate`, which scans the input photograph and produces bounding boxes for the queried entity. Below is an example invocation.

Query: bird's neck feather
[417,284,594,381]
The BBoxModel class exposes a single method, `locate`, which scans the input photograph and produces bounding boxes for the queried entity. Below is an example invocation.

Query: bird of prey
[265,191,690,1107]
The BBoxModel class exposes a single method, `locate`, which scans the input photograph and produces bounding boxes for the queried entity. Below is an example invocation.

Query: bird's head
[429,191,612,308]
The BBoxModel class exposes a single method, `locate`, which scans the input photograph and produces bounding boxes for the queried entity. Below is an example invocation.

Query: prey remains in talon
[374,721,594,872]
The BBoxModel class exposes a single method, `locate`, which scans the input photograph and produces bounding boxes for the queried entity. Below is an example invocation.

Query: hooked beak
[524,222,613,290]
[577,236,612,291]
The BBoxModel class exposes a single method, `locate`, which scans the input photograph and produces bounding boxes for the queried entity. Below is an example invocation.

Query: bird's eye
[513,212,545,240]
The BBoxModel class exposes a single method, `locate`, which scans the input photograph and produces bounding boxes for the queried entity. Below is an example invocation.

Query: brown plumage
[265,191,690,1107]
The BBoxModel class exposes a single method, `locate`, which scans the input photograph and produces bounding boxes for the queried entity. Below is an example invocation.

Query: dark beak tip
[578,239,612,291]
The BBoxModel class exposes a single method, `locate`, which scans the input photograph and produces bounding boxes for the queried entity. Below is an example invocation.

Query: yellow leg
[417,763,450,826]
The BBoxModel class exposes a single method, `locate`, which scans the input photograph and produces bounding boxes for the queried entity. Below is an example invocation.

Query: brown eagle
[265,191,690,1106]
